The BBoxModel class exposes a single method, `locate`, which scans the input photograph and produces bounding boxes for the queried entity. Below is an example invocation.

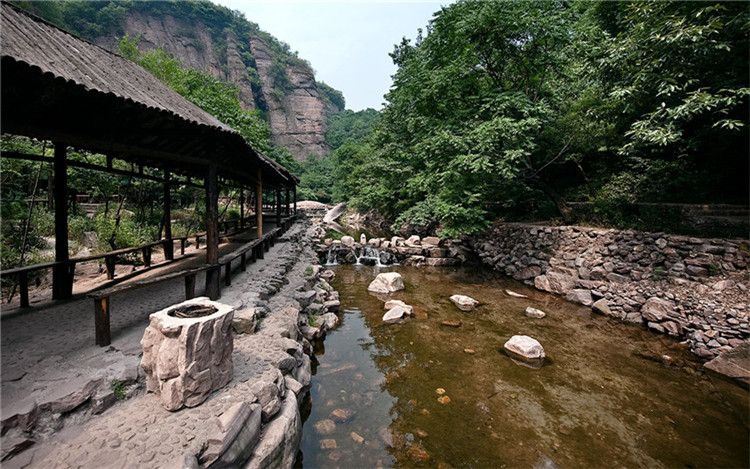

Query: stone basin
[141,297,234,411]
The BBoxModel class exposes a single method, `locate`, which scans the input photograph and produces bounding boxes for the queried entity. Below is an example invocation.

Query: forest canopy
[331,0,749,237]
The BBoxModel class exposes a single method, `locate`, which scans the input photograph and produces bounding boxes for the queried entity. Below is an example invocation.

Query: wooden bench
[87,264,218,346]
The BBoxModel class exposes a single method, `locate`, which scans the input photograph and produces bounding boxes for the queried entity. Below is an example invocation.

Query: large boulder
[534,272,576,295]
[322,202,347,223]
[246,394,301,469]
[450,295,478,311]
[340,236,355,247]
[565,289,593,306]
[367,272,405,293]
[504,335,546,367]
[640,297,675,322]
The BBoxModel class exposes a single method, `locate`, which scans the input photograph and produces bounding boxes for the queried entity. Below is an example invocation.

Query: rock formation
[89,7,337,161]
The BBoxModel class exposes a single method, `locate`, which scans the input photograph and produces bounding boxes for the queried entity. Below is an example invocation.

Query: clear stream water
[295,264,749,468]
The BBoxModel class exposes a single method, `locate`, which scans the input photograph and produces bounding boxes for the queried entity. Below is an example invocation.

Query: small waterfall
[324,245,338,266]
[355,246,385,267]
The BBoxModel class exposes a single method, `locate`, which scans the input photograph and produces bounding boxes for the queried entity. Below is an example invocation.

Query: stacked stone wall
[472,224,750,359]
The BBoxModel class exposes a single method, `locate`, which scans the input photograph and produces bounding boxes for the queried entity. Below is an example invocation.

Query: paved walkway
[0,220,311,467]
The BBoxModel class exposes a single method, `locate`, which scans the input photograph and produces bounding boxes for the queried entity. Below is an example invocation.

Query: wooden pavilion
[0,2,298,327]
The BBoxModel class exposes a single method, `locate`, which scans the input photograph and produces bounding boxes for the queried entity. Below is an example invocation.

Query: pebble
[350,432,365,444]
[320,439,338,450]
[437,396,451,404]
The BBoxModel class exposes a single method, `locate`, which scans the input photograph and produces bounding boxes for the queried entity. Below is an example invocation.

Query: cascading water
[324,245,338,266]
[355,246,386,266]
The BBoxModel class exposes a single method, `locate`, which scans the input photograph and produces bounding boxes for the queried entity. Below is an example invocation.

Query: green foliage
[118,36,273,154]
[326,109,380,151]
[317,81,346,111]
[111,380,127,400]
[334,0,748,236]
[94,211,157,251]
[296,156,334,203]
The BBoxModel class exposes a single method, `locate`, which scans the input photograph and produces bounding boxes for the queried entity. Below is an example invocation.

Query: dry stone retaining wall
[472,224,750,360]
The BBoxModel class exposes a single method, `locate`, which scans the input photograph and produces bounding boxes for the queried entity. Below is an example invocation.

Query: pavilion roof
[0,2,297,188]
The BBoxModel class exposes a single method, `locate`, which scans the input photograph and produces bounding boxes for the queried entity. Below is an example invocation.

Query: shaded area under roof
[0,1,297,189]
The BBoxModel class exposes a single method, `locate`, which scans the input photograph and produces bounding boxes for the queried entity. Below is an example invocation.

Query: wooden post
[293,187,297,215]
[52,143,70,299]
[205,162,220,300]
[256,170,263,240]
[163,170,173,260]
[185,274,196,299]
[240,184,245,229]
[105,256,116,280]
[94,296,111,346]
[285,188,290,216]
[276,188,282,227]
[19,272,29,308]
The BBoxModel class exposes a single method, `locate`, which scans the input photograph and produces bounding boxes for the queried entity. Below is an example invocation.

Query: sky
[214,1,451,111]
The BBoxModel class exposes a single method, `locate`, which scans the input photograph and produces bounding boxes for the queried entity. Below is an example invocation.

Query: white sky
[214,1,451,111]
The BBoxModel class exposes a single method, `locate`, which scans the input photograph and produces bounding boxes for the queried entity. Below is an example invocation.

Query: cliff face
[92,9,333,160]
[250,37,329,159]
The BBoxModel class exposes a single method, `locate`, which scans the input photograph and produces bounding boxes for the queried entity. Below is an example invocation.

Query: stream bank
[470,223,750,376]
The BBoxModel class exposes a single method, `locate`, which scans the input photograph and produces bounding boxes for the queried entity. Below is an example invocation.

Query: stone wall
[472,224,750,360]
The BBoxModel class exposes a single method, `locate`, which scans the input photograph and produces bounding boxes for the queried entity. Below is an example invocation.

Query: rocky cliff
[84,5,335,161]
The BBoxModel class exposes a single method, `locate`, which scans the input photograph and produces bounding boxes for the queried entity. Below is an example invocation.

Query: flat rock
[450,295,478,311]
[440,320,462,327]
[314,419,336,435]
[506,290,529,298]
[592,298,614,317]
[704,342,750,385]
[368,272,405,293]
[525,307,546,319]
[384,300,413,316]
[383,306,410,324]
[565,289,593,306]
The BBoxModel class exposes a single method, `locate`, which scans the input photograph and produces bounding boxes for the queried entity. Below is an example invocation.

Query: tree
[366,0,578,235]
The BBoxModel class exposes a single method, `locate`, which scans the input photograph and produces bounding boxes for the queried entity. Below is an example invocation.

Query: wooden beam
[52,142,70,299]
[205,162,220,300]
[293,187,297,214]
[256,169,263,240]
[0,151,205,188]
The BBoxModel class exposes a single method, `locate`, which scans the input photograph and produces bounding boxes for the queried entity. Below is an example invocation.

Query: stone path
[1,220,332,468]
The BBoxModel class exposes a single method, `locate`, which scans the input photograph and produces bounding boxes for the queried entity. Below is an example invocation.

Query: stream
[296,264,749,468]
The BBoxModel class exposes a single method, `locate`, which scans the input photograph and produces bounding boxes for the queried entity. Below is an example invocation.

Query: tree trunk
[525,174,574,224]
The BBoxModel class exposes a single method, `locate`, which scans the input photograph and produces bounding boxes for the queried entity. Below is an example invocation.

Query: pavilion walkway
[0,219,304,462]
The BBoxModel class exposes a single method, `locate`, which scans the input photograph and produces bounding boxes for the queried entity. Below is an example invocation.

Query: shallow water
[296,264,749,468]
